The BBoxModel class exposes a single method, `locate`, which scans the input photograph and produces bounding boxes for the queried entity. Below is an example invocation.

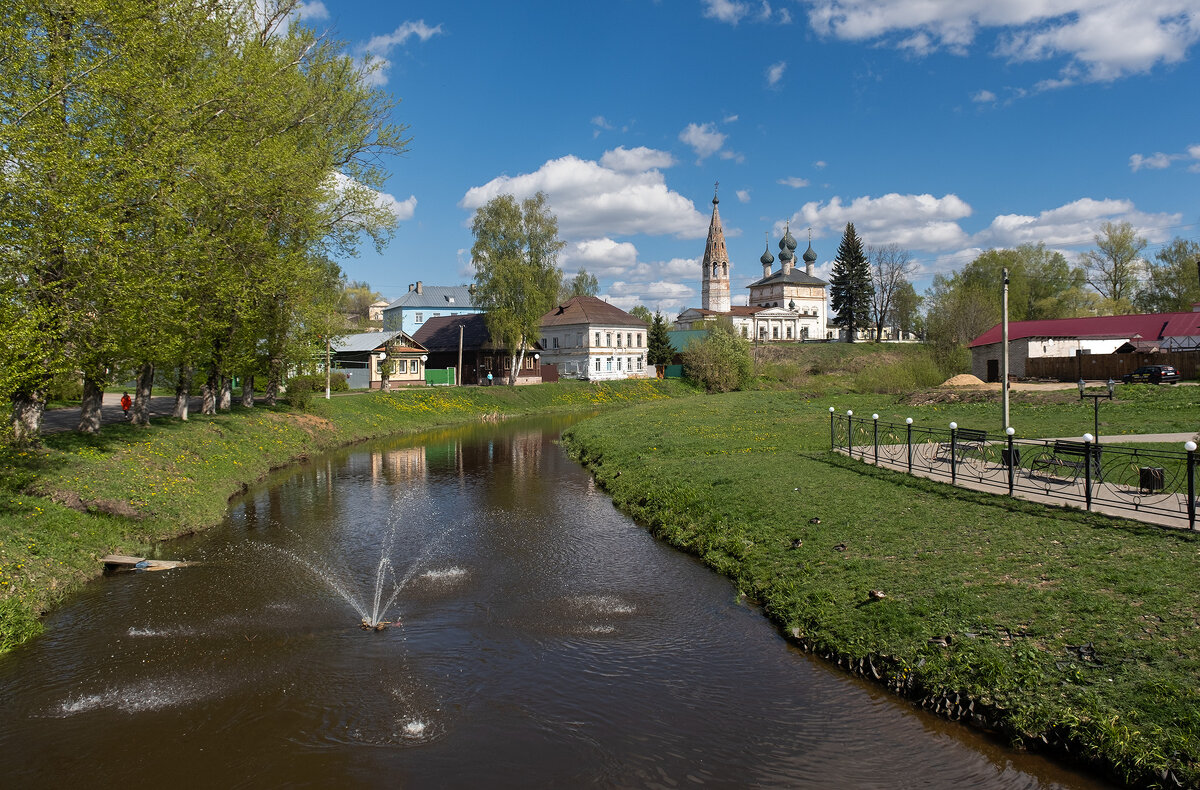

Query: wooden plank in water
[102,555,192,571]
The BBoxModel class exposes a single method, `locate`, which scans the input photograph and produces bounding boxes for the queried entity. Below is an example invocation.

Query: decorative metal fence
[830,410,1198,530]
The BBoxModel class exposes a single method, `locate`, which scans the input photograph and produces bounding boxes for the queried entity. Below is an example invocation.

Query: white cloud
[679,122,728,162]
[736,189,752,202]
[328,172,415,221]
[813,160,828,169]
[724,114,740,123]
[973,197,1180,247]
[599,146,677,172]
[703,0,751,25]
[1129,152,1179,171]
[972,89,997,102]
[460,153,709,240]
[778,176,809,188]
[767,60,787,86]
[791,192,973,250]
[358,20,443,86]
[563,238,640,277]
[804,0,1200,83]
[297,2,328,21]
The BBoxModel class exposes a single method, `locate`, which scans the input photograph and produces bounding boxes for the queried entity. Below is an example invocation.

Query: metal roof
[969,311,1200,348]
[384,286,477,310]
[331,331,423,353]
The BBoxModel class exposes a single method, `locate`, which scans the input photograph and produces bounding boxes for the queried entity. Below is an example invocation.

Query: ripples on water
[0,417,1113,789]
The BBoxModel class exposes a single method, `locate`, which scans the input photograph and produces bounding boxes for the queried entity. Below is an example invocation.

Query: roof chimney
[408,283,414,292]
[415,281,422,294]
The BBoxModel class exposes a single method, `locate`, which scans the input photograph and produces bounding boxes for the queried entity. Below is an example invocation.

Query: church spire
[700,183,731,313]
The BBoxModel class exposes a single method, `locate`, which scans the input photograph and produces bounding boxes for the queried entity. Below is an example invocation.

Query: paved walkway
[42,392,205,434]
[839,433,1198,532]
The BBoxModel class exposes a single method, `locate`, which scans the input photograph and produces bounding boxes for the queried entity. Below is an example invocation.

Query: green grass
[0,379,695,653]
[561,389,1200,789]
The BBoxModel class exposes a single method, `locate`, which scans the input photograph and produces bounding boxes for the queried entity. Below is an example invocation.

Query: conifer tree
[829,222,874,342]
[646,311,674,366]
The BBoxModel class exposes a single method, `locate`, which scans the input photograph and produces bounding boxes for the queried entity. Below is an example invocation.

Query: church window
[721,262,727,277]
[786,326,793,339]
[759,326,767,339]
[773,326,779,339]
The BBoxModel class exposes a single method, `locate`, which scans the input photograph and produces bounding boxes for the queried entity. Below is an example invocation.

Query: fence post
[873,414,879,465]
[1083,433,1094,511]
[906,418,913,474]
[949,422,958,484]
[847,410,854,458]
[1187,441,1197,530]
[829,407,835,450]
[1006,427,1016,496]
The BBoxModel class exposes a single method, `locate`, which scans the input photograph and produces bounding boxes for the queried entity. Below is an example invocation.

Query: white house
[539,296,651,380]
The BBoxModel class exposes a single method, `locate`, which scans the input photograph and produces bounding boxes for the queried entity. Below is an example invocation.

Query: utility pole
[1001,268,1010,431]
[457,325,464,386]
[325,336,331,400]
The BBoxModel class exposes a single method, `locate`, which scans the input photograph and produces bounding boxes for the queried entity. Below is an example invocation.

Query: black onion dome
[803,241,818,263]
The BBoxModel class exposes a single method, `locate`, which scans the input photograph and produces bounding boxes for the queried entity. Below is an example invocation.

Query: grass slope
[562,389,1200,789]
[0,379,692,652]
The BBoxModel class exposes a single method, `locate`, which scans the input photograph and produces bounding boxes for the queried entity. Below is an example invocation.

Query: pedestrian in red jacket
[120,392,131,420]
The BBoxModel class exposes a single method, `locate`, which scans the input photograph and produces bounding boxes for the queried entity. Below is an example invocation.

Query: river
[0,414,1112,788]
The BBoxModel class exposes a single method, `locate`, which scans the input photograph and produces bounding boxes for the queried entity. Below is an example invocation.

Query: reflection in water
[0,414,1113,789]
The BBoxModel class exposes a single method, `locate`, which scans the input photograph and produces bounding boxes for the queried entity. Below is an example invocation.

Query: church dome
[783,229,797,251]
[760,246,775,266]
[779,248,794,263]
[803,241,817,263]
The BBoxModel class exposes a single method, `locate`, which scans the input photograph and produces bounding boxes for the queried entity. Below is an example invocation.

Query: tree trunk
[78,376,104,433]
[173,365,192,420]
[201,363,218,415]
[265,357,281,406]
[241,374,254,408]
[509,347,526,385]
[11,390,46,445]
[219,375,232,410]
[131,362,154,426]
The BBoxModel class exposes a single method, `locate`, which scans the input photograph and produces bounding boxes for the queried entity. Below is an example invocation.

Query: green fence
[664,365,683,378]
[425,367,455,386]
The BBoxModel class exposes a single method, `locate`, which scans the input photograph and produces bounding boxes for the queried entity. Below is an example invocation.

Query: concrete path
[41,392,205,434]
[840,433,1199,532]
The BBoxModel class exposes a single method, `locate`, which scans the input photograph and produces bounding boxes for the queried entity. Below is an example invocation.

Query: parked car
[1122,364,1180,384]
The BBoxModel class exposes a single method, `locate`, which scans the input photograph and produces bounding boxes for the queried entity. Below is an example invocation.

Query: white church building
[674,190,829,341]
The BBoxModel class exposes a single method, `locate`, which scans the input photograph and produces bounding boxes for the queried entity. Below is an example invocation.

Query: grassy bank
[0,379,694,652]
[561,389,1200,789]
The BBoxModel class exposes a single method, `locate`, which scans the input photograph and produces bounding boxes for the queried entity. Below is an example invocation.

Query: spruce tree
[647,311,674,366]
[829,222,874,342]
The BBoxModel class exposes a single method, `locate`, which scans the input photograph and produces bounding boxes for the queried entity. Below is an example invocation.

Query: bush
[285,376,314,410]
[682,320,753,393]
[46,378,83,403]
[287,372,348,394]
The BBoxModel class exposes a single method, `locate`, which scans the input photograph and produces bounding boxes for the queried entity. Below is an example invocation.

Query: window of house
[483,357,493,370]
[636,333,642,347]
[615,333,621,347]
[525,356,533,369]
[741,326,748,338]
[595,358,601,372]
[759,327,767,338]
[504,357,511,369]
[595,332,601,346]
[637,356,643,371]
[396,360,407,374]
[432,313,440,319]
[617,358,622,371]
[553,337,559,349]
[577,333,582,347]
[606,358,612,372]
[626,333,632,347]
[415,312,423,323]
[786,327,793,339]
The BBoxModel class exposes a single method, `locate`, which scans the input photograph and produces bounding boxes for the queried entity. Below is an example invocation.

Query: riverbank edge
[0,380,696,654]
[560,428,1194,790]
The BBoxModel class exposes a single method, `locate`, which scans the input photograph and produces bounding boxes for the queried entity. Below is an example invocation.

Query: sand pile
[942,374,986,387]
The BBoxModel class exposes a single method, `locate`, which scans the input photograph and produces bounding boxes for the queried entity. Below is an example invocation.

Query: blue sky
[303,0,1200,317]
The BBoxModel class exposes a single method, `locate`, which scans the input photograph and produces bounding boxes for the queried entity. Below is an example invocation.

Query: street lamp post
[1078,378,1115,440]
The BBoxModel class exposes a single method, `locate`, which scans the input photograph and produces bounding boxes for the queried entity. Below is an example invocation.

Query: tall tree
[470,192,565,384]
[646,311,674,367]
[1135,238,1200,314]
[868,243,916,341]
[629,305,653,324]
[887,281,923,338]
[1080,221,1146,313]
[559,268,599,302]
[829,223,873,342]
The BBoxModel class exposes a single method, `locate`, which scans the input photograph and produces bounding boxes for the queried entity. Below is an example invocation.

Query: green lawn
[562,388,1200,789]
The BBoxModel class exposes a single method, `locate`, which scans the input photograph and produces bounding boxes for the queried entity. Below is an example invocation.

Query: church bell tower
[700,185,731,313]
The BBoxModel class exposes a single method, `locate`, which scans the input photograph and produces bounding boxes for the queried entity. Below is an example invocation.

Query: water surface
[0,415,1112,788]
